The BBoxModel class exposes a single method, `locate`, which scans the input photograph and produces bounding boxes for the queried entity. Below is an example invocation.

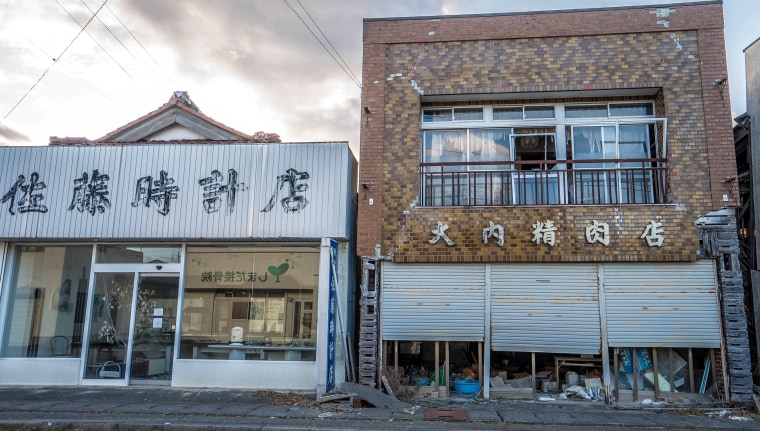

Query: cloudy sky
[0,0,757,156]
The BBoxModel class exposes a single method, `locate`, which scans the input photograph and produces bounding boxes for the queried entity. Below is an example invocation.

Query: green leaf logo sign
[268,263,289,282]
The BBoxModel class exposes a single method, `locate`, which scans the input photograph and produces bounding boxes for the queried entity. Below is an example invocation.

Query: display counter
[193,343,316,361]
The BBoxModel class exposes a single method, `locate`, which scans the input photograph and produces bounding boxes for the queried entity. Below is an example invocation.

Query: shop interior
[383,341,716,402]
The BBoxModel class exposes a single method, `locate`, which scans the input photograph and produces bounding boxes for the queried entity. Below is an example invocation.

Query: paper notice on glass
[153,317,163,329]
[154,308,164,317]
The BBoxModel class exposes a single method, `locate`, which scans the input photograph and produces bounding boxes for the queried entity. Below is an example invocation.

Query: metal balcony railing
[419,158,668,207]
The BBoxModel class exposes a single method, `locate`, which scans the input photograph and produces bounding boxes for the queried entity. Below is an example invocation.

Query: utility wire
[80,0,137,62]
[56,0,135,81]
[295,0,361,86]
[1,0,109,125]
[282,0,362,88]
[15,31,123,110]
[78,0,165,88]
[105,4,177,85]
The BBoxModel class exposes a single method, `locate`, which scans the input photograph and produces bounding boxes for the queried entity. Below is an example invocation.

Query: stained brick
[357,2,737,261]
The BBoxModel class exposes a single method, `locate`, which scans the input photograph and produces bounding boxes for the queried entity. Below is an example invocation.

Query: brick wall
[357,2,737,261]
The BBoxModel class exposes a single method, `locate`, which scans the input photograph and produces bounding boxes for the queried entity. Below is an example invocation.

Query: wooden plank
[380,367,397,399]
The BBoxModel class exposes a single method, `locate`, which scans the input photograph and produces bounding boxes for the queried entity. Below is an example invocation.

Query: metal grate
[423,408,468,421]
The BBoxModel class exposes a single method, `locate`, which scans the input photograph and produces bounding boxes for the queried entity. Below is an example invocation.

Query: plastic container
[415,377,430,386]
[430,369,445,385]
[452,380,480,394]
[565,371,579,386]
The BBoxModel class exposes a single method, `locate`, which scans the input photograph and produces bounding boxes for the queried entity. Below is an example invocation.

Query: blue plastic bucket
[453,380,480,394]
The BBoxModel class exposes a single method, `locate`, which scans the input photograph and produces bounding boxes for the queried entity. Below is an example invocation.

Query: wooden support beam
[445,341,450,390]
[394,340,398,374]
[478,342,483,396]
[531,352,536,398]
[435,341,440,391]
[652,348,660,399]
[688,348,695,393]
[632,347,639,402]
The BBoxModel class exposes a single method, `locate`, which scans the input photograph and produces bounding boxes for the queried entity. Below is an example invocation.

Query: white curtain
[430,131,467,162]
[470,129,510,160]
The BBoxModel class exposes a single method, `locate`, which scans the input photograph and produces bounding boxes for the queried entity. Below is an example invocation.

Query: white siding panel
[603,261,721,348]
[491,264,601,354]
[254,144,350,239]
[0,144,355,240]
[381,263,485,341]
[0,148,42,237]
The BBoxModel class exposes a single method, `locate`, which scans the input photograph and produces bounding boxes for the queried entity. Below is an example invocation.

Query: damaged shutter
[491,264,601,354]
[603,260,721,348]
[381,263,485,341]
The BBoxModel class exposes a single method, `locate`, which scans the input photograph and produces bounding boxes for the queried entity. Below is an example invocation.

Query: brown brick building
[357,2,751,403]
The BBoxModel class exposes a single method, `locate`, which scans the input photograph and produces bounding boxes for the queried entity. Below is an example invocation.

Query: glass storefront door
[129,275,178,383]
[83,272,178,384]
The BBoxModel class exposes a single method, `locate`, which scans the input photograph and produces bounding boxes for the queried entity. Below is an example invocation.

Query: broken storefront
[375,218,724,402]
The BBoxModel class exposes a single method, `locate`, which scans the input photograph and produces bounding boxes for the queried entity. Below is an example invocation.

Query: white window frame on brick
[419,101,668,207]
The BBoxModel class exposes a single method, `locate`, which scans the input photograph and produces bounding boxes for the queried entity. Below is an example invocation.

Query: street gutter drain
[423,408,468,421]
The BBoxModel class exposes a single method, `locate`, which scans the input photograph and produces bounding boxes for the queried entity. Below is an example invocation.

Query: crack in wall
[386,73,424,95]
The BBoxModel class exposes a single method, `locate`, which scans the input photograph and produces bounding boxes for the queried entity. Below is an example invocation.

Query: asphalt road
[0,386,757,430]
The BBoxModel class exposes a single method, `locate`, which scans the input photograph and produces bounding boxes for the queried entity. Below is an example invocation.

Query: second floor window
[420,102,666,207]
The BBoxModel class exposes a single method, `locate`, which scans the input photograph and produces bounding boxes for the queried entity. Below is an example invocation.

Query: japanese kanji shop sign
[0,143,354,240]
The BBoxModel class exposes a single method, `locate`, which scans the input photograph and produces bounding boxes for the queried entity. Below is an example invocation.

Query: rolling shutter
[491,264,601,354]
[603,260,721,348]
[381,263,485,341]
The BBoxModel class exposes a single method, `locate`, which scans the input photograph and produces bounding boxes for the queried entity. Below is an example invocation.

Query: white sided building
[0,93,357,395]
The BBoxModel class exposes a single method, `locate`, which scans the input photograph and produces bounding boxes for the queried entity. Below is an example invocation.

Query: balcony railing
[420,159,668,206]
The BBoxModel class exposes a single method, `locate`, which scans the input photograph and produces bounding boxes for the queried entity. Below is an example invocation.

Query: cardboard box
[542,381,558,393]
[417,386,439,398]
[400,385,439,398]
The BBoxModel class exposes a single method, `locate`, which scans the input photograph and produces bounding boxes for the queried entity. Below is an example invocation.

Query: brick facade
[357,2,738,262]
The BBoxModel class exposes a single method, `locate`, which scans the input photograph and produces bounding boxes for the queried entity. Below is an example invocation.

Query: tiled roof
[50,139,346,147]
[49,91,252,145]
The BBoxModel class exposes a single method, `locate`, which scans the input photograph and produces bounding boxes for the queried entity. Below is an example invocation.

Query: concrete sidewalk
[0,386,757,430]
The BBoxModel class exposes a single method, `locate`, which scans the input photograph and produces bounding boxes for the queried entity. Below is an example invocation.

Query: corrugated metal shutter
[0,144,355,240]
[381,263,485,341]
[603,260,720,348]
[491,264,601,354]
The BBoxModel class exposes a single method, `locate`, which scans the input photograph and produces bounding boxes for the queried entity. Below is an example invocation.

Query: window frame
[419,101,667,207]
[422,107,486,123]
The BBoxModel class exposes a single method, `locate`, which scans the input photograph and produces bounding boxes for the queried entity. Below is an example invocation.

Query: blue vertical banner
[325,239,338,392]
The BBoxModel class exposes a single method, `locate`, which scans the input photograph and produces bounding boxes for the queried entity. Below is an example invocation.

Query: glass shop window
[2,245,93,358]
[96,245,181,264]
[179,246,319,361]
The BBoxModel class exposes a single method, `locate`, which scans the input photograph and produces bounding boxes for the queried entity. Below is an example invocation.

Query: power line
[1,0,109,125]
[105,4,176,86]
[14,31,123,110]
[78,0,167,88]
[295,0,361,86]
[80,0,137,62]
[282,0,361,89]
[56,0,135,81]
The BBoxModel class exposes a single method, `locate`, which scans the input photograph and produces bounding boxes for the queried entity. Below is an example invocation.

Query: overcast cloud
[0,0,757,155]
